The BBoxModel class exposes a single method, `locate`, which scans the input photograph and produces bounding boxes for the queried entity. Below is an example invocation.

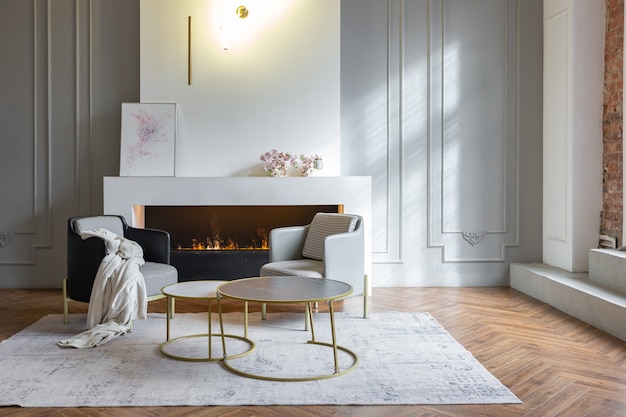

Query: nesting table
[216,276,359,381]
[160,280,254,362]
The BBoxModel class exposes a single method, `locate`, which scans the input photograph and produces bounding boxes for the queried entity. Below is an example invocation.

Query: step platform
[511,253,626,342]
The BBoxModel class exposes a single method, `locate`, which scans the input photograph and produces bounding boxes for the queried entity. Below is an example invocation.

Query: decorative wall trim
[33,0,52,252]
[0,0,56,265]
[0,233,15,248]
[427,0,520,262]
[462,231,487,247]
[384,0,403,264]
[370,0,404,265]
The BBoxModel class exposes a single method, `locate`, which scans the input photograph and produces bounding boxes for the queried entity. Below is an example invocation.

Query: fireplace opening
[145,205,342,281]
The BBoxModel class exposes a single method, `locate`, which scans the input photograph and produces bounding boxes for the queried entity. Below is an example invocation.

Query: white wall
[140,0,340,177]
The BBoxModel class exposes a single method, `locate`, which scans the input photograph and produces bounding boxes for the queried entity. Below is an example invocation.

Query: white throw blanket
[58,228,147,348]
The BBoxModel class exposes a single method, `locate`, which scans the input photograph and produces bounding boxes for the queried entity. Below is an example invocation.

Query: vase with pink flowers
[260,149,299,177]
[299,154,323,177]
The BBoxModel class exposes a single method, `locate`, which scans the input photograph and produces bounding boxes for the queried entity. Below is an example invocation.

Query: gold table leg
[166,295,172,341]
[218,295,227,359]
[329,300,340,373]
[208,299,212,359]
[308,303,316,342]
[244,301,248,338]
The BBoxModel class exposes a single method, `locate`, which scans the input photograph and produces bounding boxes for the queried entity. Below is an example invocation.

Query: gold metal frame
[187,16,192,85]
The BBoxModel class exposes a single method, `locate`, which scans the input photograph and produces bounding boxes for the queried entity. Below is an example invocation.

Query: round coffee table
[216,276,359,381]
[160,280,254,362]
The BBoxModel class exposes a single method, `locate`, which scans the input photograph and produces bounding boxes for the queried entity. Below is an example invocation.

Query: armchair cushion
[73,216,124,236]
[260,259,324,278]
[140,262,178,297]
[302,213,358,261]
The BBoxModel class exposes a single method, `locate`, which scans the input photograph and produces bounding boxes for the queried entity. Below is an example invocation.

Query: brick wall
[601,0,624,246]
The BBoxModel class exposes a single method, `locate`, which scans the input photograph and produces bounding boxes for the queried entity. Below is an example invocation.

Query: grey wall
[341,0,543,286]
[0,0,139,287]
[0,0,543,288]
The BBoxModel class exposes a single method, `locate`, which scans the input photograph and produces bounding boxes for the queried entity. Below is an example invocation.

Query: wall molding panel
[0,1,138,286]
[427,0,520,262]
[375,0,404,264]
[0,0,52,265]
[341,0,541,285]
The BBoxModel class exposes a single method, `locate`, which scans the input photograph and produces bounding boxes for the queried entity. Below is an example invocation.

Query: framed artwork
[120,102,177,176]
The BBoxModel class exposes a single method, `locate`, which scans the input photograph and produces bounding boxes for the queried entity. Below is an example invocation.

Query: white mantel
[103,176,372,286]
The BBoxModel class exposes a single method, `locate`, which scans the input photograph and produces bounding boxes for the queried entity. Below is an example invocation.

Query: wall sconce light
[221,5,249,50]
[236,6,249,19]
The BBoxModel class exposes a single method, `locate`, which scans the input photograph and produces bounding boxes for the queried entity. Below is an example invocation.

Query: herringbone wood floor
[1,287,626,416]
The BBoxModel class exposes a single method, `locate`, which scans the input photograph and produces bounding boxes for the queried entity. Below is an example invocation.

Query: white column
[542,0,604,272]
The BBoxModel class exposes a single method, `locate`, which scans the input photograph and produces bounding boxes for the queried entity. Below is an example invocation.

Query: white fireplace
[103,176,372,292]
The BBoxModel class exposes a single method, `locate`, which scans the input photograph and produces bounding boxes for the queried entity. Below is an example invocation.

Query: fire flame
[176,228,269,251]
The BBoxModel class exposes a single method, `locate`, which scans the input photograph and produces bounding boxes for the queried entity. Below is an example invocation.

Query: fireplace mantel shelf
[104,176,371,217]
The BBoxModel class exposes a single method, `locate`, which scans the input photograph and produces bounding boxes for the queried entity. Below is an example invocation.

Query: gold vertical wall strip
[188,16,192,85]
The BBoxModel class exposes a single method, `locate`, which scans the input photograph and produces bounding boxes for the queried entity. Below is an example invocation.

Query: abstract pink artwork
[120,103,177,176]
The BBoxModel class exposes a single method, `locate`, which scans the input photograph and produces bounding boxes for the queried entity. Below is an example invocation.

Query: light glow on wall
[142,0,340,177]
[217,0,295,51]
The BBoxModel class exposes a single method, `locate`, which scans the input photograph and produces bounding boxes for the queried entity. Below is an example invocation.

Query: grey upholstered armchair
[260,212,368,322]
[63,215,178,324]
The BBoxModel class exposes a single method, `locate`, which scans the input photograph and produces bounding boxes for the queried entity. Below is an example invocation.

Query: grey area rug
[0,311,520,407]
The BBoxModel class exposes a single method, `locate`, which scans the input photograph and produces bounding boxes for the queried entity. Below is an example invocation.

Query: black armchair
[63,215,178,323]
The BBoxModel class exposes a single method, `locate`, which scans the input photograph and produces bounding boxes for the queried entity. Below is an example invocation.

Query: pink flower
[260,149,299,176]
